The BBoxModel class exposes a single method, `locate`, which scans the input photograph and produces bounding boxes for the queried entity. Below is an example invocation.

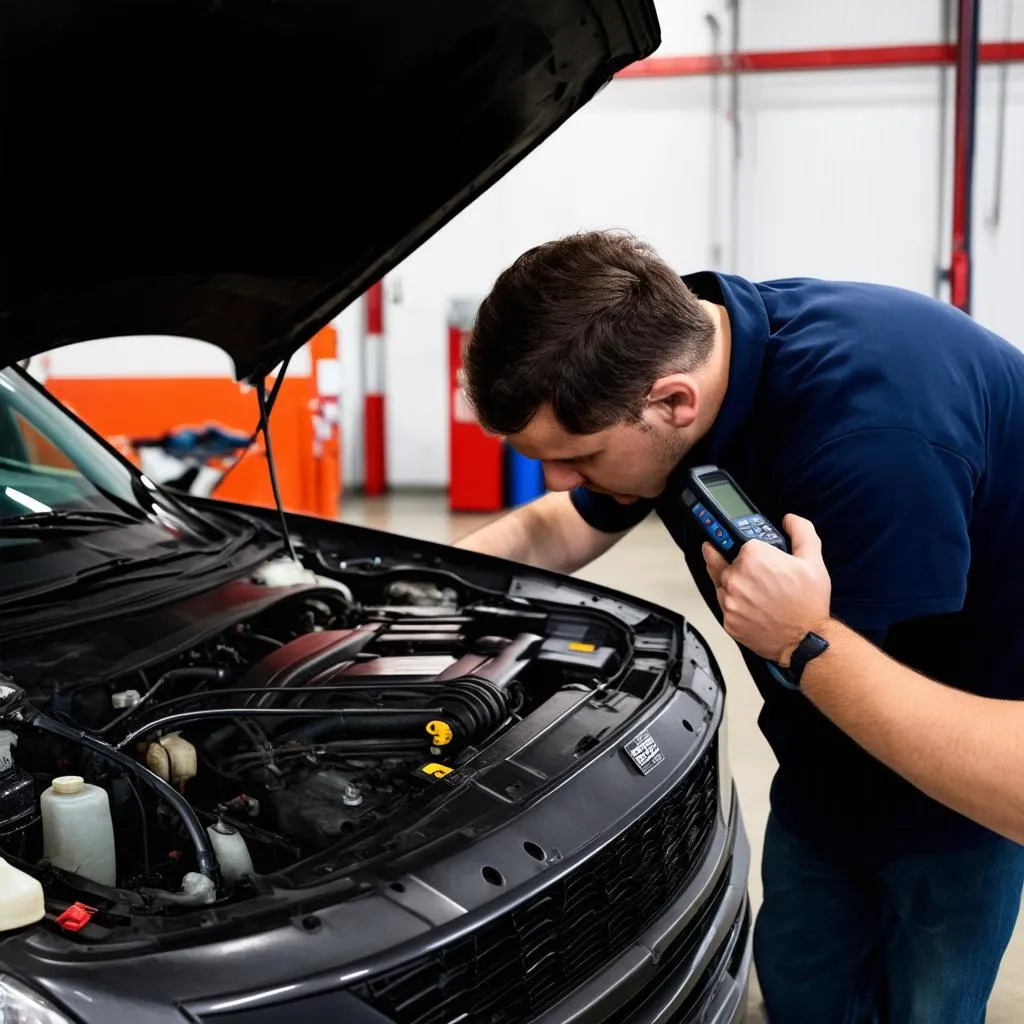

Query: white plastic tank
[0,856,45,931]
[207,820,254,889]
[40,775,117,886]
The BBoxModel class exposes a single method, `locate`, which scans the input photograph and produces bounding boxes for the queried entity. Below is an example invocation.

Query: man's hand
[702,514,832,665]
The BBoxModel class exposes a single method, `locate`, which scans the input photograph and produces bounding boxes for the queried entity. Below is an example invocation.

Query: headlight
[716,702,734,823]
[0,976,74,1024]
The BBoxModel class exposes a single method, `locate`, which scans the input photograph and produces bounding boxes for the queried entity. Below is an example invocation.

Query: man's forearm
[802,621,1024,846]
[454,497,554,566]
[453,491,626,575]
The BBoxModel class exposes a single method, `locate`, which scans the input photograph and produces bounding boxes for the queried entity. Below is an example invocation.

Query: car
[0,1,752,1022]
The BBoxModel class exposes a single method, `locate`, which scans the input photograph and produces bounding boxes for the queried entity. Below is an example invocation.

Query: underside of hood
[0,0,659,381]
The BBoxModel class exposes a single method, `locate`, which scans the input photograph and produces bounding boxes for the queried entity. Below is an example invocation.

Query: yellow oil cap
[426,720,453,746]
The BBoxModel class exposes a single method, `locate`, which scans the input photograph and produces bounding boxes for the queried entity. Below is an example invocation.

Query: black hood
[0,0,659,381]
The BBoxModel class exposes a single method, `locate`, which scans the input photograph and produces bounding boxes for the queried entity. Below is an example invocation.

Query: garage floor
[343,493,1024,1022]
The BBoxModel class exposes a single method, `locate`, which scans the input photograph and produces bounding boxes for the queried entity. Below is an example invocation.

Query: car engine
[0,554,662,927]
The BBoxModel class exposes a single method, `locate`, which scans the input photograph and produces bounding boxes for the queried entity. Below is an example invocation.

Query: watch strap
[787,631,831,686]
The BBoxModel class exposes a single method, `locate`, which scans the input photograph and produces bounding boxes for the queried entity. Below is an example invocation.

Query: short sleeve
[783,428,975,635]
[570,486,654,534]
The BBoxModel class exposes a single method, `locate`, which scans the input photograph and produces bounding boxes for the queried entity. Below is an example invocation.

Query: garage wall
[378,0,1024,487]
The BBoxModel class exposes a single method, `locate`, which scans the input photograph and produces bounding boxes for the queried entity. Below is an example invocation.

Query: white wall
[374,0,1024,487]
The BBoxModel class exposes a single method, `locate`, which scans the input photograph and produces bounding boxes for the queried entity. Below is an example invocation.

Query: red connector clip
[55,902,98,933]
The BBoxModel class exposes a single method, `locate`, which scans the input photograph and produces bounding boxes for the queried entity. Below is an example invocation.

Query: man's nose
[543,462,585,491]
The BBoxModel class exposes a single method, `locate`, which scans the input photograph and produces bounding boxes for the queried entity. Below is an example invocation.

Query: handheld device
[682,465,787,562]
[682,466,820,691]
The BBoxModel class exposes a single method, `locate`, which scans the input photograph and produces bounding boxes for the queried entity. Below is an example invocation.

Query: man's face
[505,404,690,503]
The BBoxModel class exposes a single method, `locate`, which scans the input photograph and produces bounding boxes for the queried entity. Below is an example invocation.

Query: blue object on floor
[506,446,545,506]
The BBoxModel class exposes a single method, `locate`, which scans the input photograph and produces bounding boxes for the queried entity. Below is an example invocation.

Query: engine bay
[0,552,676,939]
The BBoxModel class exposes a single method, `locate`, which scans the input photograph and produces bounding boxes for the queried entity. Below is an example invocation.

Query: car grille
[351,740,719,1024]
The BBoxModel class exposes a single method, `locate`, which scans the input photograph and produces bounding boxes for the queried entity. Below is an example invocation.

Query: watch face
[790,631,829,684]
[801,632,830,657]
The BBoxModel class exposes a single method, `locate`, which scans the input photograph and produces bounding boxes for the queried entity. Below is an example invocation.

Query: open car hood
[0,0,659,381]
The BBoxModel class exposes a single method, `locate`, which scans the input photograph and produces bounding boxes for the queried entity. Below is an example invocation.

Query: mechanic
[454,229,1024,1024]
[702,513,1024,849]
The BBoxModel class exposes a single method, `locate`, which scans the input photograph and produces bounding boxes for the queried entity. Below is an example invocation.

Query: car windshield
[0,365,227,573]
[0,368,145,518]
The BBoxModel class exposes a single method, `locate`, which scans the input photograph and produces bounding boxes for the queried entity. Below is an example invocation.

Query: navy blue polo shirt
[571,271,1024,864]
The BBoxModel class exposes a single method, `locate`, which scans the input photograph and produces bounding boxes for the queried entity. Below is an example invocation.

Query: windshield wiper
[0,532,259,612]
[0,508,145,536]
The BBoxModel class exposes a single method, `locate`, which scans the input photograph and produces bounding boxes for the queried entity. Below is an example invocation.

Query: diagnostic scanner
[682,465,788,562]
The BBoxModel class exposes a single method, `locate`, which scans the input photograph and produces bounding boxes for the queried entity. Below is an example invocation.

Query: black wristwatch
[775,631,830,690]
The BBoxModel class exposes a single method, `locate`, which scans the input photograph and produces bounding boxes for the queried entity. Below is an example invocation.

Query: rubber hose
[17,712,219,883]
[118,706,444,751]
[98,667,226,734]
[273,716,353,748]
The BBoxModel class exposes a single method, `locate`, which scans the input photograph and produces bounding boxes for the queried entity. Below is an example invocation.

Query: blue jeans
[754,812,1024,1023]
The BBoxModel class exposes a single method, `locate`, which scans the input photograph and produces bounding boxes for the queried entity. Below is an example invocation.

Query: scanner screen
[705,478,754,520]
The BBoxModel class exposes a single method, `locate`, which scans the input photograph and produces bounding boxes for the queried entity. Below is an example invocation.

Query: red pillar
[449,300,503,511]
[363,281,386,496]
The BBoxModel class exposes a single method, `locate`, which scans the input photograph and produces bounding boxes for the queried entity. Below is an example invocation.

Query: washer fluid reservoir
[40,775,117,886]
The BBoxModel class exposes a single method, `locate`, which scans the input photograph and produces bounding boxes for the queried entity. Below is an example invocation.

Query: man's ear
[647,373,699,429]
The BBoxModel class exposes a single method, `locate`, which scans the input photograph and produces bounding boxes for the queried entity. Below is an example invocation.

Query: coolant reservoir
[207,820,254,889]
[40,776,116,886]
[0,856,45,931]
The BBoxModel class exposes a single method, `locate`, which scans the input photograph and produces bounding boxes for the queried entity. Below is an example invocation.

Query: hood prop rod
[255,370,299,564]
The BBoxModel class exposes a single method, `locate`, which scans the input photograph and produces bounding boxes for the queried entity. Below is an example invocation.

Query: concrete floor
[343,492,1024,1022]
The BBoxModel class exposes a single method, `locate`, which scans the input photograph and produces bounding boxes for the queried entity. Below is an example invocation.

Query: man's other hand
[702,515,832,665]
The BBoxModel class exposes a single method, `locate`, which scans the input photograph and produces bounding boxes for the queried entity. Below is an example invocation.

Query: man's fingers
[782,514,822,560]
[702,542,729,586]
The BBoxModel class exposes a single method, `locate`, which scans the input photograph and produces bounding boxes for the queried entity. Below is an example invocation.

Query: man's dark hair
[463,230,716,436]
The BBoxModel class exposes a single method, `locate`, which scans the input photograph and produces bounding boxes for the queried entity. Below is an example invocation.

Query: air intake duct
[428,633,544,746]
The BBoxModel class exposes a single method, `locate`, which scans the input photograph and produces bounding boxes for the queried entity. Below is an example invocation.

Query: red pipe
[950,0,980,313]
[363,281,386,496]
[618,40,1024,78]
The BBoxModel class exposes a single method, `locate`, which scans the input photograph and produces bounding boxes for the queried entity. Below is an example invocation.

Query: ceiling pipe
[617,40,1024,78]
[949,0,980,314]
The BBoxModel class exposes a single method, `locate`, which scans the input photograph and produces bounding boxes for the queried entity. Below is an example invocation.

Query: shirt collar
[681,270,770,466]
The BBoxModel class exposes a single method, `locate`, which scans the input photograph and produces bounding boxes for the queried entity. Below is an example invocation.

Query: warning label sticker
[624,728,664,775]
